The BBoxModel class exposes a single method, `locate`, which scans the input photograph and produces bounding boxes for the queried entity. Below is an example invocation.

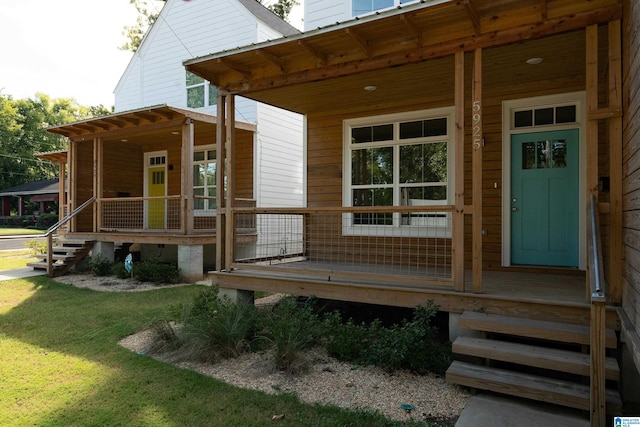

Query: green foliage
[89,254,113,277]
[265,0,299,20]
[322,302,451,375]
[258,297,319,373]
[112,261,131,279]
[120,0,166,52]
[24,238,48,255]
[35,213,58,230]
[134,258,180,283]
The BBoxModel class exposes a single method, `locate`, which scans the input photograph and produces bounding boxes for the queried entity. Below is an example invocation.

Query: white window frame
[186,71,218,109]
[342,107,455,238]
[193,144,217,217]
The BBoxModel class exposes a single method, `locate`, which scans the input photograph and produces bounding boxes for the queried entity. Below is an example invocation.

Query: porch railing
[587,193,607,426]
[230,205,455,288]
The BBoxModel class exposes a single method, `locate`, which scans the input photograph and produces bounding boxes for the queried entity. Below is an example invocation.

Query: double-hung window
[352,0,420,17]
[186,71,218,109]
[193,146,217,216]
[343,107,454,237]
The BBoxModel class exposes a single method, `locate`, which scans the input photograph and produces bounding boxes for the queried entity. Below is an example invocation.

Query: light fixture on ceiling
[121,139,128,142]
[171,131,180,135]
[364,85,377,91]
[526,57,543,65]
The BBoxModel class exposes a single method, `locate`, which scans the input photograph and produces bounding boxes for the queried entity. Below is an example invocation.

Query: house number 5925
[472,100,482,151]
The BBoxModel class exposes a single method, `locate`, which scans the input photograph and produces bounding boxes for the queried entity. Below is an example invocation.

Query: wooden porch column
[224,94,236,271]
[453,50,465,292]
[607,20,623,304]
[69,141,77,232]
[472,48,483,293]
[58,162,66,220]
[586,24,599,299]
[94,138,103,232]
[181,118,195,234]
[215,93,227,271]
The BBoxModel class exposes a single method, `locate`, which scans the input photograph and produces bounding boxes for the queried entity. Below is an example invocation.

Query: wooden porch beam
[344,28,370,57]
[94,138,103,232]
[217,5,621,94]
[453,50,465,292]
[297,39,327,66]
[462,0,481,36]
[58,162,66,220]
[399,14,422,46]
[224,95,236,271]
[608,19,623,304]
[472,48,483,294]
[132,112,158,123]
[540,0,547,20]
[588,107,622,120]
[256,49,286,72]
[217,58,252,80]
[68,119,186,143]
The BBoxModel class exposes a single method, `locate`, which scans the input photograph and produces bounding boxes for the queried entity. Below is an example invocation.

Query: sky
[0,0,303,108]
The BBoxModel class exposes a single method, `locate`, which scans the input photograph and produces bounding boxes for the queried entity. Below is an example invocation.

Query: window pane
[373,0,393,11]
[207,187,217,210]
[193,165,205,186]
[424,118,447,136]
[514,110,533,128]
[537,140,551,168]
[556,105,576,123]
[399,120,422,139]
[403,186,447,202]
[353,188,393,225]
[207,150,216,160]
[187,86,205,108]
[534,108,553,125]
[352,126,372,144]
[193,151,205,162]
[352,147,393,185]
[194,188,205,210]
[372,124,393,141]
[208,85,218,106]
[400,142,447,183]
[186,71,204,86]
[353,0,370,15]
[522,142,536,169]
[206,163,216,185]
[552,139,567,168]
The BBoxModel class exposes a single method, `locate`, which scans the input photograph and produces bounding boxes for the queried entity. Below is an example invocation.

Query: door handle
[512,207,518,212]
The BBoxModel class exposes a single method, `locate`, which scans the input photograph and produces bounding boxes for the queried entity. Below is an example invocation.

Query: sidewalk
[0,267,45,281]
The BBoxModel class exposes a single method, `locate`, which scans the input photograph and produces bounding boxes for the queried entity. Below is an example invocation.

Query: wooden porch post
[94,138,103,232]
[69,141,76,232]
[58,162,66,221]
[216,93,227,271]
[607,20,623,304]
[224,94,236,271]
[453,50,465,292]
[182,119,195,234]
[472,48,483,293]
[586,24,599,300]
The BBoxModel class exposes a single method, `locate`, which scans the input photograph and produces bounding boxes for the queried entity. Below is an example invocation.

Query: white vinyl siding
[305,0,348,30]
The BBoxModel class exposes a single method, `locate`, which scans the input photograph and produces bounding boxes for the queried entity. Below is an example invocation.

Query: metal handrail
[587,193,606,302]
[44,197,95,276]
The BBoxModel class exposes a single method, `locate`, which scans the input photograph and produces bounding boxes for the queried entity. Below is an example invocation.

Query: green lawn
[0,277,410,426]
[0,228,44,236]
[0,250,38,271]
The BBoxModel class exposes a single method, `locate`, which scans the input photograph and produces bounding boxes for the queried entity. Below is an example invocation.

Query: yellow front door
[147,166,166,229]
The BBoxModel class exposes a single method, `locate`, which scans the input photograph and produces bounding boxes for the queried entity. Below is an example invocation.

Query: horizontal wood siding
[102,142,143,198]
[622,0,640,342]
[75,142,94,232]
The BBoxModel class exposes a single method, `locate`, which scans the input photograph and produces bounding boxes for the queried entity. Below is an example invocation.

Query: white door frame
[501,92,586,270]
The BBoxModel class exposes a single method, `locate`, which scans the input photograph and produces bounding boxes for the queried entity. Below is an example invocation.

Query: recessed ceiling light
[526,57,543,65]
[171,131,180,135]
[364,85,377,91]
[121,139,128,142]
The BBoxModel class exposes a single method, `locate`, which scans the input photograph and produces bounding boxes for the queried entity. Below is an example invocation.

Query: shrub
[89,254,112,276]
[24,239,48,255]
[258,297,320,373]
[322,301,451,375]
[134,259,180,283]
[112,261,131,279]
[35,213,58,230]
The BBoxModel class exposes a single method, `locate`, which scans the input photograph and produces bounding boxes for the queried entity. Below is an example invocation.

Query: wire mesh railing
[231,206,454,287]
[100,196,182,231]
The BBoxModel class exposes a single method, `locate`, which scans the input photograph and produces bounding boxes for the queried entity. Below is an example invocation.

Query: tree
[263,0,299,20]
[0,92,104,194]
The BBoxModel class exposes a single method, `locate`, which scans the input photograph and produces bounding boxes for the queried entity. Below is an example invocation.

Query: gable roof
[238,0,300,37]
[0,179,59,197]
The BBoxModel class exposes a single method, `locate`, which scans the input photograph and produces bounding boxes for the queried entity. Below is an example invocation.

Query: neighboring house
[0,179,62,217]
[183,0,640,419]
[36,0,305,280]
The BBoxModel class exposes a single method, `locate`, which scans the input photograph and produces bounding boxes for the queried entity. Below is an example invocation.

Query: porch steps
[446,311,622,413]
[28,239,95,278]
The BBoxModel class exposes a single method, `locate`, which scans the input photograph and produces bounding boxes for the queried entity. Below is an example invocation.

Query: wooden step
[453,336,619,381]
[58,239,95,247]
[52,246,85,254]
[27,261,65,271]
[446,361,622,413]
[459,312,617,349]
[36,253,76,262]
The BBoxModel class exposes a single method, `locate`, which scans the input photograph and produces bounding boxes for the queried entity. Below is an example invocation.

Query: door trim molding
[501,92,586,270]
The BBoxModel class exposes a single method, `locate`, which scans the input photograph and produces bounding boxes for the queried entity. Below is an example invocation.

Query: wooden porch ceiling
[46,104,256,144]
[185,0,621,115]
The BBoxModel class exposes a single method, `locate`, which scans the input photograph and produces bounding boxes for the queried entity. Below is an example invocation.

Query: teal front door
[511,129,579,267]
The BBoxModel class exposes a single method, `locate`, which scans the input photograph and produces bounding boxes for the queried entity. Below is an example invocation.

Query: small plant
[89,254,112,276]
[258,297,320,374]
[24,239,48,255]
[134,259,181,283]
[112,261,131,279]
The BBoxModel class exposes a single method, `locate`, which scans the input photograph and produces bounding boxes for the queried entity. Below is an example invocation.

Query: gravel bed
[55,273,470,424]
